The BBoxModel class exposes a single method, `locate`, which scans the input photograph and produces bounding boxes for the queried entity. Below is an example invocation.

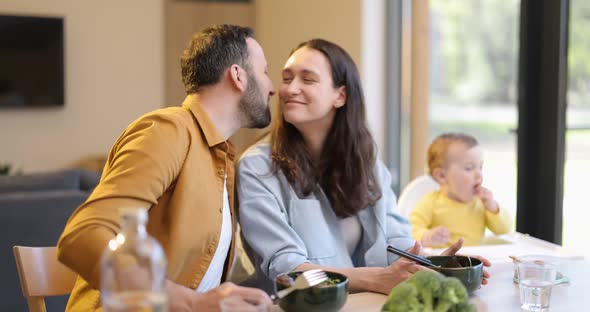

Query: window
[428,0,521,221]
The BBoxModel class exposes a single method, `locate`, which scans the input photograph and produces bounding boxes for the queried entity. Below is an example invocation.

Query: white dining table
[273,232,588,311]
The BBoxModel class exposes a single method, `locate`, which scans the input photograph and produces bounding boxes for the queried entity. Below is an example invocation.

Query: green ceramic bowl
[427,255,483,294]
[275,271,349,312]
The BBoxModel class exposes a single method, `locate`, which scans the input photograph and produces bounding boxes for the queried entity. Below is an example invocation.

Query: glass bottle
[101,208,168,312]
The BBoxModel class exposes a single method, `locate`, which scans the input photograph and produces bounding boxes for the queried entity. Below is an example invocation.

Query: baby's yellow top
[409,190,512,247]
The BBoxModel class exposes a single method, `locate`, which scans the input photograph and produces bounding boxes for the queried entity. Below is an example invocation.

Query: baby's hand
[421,226,450,247]
[476,186,499,213]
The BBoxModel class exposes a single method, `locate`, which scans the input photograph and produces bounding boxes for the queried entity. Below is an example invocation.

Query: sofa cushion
[0,189,90,312]
[79,169,101,192]
[0,169,82,193]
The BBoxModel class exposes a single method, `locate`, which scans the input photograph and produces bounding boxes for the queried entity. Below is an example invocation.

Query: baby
[409,133,512,247]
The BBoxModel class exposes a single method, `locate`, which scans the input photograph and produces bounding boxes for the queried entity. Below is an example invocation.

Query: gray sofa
[0,169,100,311]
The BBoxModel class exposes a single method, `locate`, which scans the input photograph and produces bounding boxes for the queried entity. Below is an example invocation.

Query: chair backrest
[397,175,440,217]
[13,246,77,312]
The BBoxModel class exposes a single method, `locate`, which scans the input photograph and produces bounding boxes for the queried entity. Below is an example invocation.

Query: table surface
[272,232,589,311]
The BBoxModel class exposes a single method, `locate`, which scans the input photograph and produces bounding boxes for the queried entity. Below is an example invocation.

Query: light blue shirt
[237,141,415,290]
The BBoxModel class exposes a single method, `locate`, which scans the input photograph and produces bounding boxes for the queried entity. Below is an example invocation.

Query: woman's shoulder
[240,135,271,159]
[238,135,273,172]
[373,158,393,182]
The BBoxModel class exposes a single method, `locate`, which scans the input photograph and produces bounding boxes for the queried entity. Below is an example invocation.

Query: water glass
[517,262,557,312]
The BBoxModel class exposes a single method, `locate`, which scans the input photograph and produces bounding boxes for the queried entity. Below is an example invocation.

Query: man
[57,24,275,311]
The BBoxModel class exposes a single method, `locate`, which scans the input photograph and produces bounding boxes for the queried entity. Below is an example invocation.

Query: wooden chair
[13,246,77,312]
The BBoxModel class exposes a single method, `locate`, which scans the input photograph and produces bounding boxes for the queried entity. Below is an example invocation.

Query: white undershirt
[196,175,232,292]
[339,215,362,256]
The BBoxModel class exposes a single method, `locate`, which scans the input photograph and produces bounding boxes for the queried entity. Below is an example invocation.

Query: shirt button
[208,246,214,253]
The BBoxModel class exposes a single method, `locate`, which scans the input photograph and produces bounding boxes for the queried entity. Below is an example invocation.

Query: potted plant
[0,162,11,175]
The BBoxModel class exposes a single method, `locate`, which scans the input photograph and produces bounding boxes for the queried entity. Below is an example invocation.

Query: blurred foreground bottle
[101,208,168,312]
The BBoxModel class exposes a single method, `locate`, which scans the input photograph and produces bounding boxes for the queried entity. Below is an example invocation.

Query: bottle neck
[120,218,148,239]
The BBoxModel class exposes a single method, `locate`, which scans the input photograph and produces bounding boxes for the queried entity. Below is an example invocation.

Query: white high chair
[397,175,439,217]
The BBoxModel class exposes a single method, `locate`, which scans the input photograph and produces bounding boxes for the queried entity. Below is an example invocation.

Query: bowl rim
[512,254,562,263]
[276,270,350,288]
[426,255,483,271]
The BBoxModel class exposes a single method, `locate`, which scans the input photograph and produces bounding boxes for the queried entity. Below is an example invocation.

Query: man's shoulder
[138,106,193,125]
[123,106,196,136]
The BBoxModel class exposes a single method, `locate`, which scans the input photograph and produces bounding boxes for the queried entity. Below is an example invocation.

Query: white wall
[361,0,387,159]
[0,0,164,173]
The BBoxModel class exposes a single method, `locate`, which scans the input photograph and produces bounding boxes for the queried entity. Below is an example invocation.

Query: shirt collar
[182,95,236,158]
[182,94,226,147]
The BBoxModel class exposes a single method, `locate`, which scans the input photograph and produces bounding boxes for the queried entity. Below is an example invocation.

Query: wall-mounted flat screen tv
[0,14,64,108]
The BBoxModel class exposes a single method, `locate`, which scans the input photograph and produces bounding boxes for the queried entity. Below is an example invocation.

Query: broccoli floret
[434,277,469,312]
[381,271,476,312]
[450,302,477,312]
[407,270,444,311]
[381,282,424,312]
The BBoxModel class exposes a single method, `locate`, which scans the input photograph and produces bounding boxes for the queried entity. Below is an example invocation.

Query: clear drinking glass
[517,262,557,312]
[101,208,168,312]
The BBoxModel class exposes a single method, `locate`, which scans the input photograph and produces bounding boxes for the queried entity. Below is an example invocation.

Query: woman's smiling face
[279,47,345,130]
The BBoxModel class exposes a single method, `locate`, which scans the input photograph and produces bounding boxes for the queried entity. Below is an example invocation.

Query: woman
[237,39,487,294]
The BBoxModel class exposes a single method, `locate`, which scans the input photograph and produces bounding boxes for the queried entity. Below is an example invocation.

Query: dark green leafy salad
[316,277,342,287]
[381,270,476,312]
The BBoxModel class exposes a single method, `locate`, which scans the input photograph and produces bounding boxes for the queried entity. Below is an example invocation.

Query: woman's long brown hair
[271,39,381,218]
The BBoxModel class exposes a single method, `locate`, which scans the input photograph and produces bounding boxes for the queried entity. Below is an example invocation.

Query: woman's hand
[440,237,464,256]
[421,226,451,247]
[371,242,429,294]
[440,238,492,285]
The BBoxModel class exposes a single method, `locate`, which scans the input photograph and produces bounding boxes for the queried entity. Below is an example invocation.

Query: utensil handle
[270,294,278,304]
[386,245,440,268]
[274,287,293,300]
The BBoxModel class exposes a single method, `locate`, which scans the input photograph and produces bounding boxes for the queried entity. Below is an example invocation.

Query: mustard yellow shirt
[409,190,512,247]
[57,95,236,311]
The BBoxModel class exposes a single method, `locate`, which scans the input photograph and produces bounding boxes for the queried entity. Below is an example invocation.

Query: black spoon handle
[386,245,440,268]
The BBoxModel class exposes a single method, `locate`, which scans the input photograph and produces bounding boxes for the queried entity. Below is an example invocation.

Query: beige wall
[255,0,361,82]
[242,0,366,153]
[0,0,164,173]
[252,0,391,157]
[164,0,254,108]
[0,0,389,172]
[163,0,256,153]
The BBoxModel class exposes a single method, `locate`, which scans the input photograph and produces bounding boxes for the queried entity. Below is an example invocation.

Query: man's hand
[476,186,499,213]
[195,282,272,312]
[166,281,271,311]
[421,226,451,247]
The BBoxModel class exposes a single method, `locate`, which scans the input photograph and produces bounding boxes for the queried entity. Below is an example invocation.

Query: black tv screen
[0,14,64,108]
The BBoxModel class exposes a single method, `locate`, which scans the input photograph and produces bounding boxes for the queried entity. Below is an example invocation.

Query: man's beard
[238,71,271,129]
